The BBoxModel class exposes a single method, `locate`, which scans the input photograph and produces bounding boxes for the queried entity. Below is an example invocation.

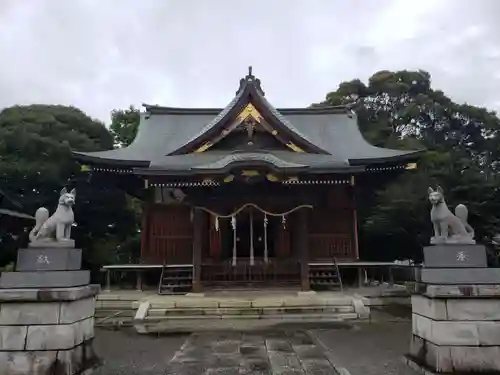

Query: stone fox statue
[428,186,475,244]
[29,188,76,243]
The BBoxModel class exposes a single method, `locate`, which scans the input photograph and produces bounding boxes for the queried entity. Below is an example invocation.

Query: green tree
[109,105,140,147]
[316,70,500,262]
[0,105,138,271]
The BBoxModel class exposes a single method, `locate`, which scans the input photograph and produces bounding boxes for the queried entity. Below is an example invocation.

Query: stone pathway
[165,330,340,375]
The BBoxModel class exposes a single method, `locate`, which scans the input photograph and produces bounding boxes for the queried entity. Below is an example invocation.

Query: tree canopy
[0,105,138,270]
[109,105,140,147]
[315,69,500,261]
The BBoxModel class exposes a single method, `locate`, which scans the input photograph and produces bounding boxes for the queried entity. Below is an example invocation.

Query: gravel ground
[93,328,187,375]
[93,320,418,375]
[310,321,419,375]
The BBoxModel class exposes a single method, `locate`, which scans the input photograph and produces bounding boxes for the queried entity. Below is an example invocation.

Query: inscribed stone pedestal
[16,248,82,271]
[423,245,487,268]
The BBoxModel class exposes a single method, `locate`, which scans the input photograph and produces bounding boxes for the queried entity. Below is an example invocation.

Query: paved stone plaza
[166,330,339,374]
[94,319,419,375]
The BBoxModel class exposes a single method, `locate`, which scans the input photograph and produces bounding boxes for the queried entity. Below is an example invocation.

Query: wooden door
[147,205,193,264]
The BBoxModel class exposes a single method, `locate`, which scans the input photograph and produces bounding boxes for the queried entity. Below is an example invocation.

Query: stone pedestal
[407,244,500,373]
[0,245,101,374]
[0,247,90,289]
[419,244,500,285]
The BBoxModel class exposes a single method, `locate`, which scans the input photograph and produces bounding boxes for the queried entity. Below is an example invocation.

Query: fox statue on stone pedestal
[28,188,76,243]
[428,186,475,245]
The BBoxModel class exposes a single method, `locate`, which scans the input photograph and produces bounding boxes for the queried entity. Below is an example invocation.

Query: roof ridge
[142,104,351,116]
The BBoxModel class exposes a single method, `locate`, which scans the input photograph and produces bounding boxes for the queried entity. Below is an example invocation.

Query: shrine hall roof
[133,150,364,176]
[73,69,422,173]
[0,189,34,219]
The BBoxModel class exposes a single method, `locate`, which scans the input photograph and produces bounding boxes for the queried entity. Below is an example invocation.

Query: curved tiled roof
[191,152,307,170]
[177,87,246,149]
[74,109,421,168]
[134,150,357,176]
[73,71,422,171]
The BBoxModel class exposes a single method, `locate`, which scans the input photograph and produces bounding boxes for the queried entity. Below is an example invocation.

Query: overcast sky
[1,0,499,123]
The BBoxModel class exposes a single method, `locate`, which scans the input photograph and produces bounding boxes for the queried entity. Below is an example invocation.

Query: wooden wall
[142,204,194,264]
[307,186,356,261]
[140,184,357,264]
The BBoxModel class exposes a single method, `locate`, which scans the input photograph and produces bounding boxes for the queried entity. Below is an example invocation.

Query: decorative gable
[193,102,306,153]
[167,67,328,156]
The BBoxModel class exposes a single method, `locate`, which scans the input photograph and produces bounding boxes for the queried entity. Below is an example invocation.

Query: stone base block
[419,267,500,284]
[413,283,500,298]
[16,248,82,271]
[0,270,90,288]
[0,338,101,375]
[0,315,95,351]
[412,294,500,321]
[0,297,95,326]
[0,284,100,374]
[412,308,500,347]
[409,286,500,373]
[0,284,100,302]
[423,244,487,268]
[408,335,500,373]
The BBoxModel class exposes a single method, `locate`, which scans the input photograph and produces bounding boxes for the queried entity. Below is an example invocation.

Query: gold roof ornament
[266,174,280,182]
[237,103,262,123]
[241,170,260,177]
[80,165,91,172]
[285,142,305,153]
[223,175,235,183]
[194,141,212,153]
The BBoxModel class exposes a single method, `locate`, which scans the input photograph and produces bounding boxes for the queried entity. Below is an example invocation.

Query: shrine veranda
[73,69,421,292]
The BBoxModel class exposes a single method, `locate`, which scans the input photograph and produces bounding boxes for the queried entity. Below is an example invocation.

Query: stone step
[147,305,355,317]
[134,312,360,333]
[143,297,355,310]
[130,294,370,332]
[144,312,359,321]
[96,300,137,309]
[95,309,136,318]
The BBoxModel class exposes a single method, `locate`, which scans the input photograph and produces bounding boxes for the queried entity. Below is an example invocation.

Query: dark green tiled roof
[73,70,422,171]
[134,150,366,176]
[74,109,421,169]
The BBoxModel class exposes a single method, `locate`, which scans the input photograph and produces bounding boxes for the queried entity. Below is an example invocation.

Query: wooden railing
[201,258,301,286]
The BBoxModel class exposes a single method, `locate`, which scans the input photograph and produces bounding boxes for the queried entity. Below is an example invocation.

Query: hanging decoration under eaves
[198,203,311,266]
[195,202,312,231]
[195,202,312,218]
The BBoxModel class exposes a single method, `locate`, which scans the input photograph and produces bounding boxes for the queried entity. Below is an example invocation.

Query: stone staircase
[95,293,141,326]
[132,292,370,333]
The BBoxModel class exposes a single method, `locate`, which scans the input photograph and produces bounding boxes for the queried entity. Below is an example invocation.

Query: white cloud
[0,0,499,123]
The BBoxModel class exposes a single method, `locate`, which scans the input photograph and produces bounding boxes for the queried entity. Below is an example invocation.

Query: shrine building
[73,68,421,293]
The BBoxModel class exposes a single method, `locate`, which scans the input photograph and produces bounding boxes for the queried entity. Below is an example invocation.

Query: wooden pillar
[353,207,360,260]
[192,208,203,292]
[140,202,151,263]
[297,209,310,291]
[351,175,360,260]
